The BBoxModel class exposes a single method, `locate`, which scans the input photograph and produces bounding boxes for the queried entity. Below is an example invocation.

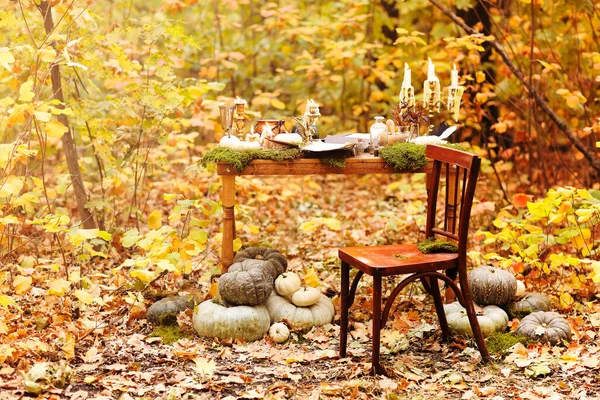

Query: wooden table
[217,157,431,269]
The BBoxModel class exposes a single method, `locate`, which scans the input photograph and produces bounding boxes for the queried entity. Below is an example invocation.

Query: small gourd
[219,135,240,149]
[269,322,290,343]
[505,292,551,319]
[291,287,321,307]
[444,301,508,338]
[514,280,526,300]
[468,266,517,306]
[514,311,571,345]
[275,272,302,296]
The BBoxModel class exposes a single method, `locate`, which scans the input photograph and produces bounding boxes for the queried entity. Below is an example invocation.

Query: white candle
[451,64,459,87]
[402,63,411,87]
[423,58,440,110]
[233,96,247,106]
[427,58,436,81]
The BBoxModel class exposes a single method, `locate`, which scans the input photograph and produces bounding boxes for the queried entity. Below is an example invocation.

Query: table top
[217,156,432,176]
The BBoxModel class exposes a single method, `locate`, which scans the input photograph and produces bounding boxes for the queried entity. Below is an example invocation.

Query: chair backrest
[424,145,481,262]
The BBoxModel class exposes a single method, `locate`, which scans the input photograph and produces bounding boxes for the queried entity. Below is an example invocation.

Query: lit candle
[399,63,415,107]
[427,58,436,81]
[451,64,459,87]
[447,65,464,122]
[402,63,411,87]
[423,58,440,111]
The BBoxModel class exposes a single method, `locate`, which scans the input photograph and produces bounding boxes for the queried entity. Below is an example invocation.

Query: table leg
[221,175,236,271]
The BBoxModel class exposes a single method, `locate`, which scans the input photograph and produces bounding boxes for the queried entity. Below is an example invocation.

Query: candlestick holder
[303,99,321,141]
[399,86,415,108]
[427,81,437,135]
[447,86,465,123]
[234,98,247,137]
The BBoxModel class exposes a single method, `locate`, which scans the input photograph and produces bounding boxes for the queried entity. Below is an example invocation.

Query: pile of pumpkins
[193,247,335,343]
[444,266,572,345]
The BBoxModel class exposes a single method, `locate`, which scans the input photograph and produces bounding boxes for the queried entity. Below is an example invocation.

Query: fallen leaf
[191,357,216,377]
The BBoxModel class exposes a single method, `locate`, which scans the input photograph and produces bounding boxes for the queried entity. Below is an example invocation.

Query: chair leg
[459,273,491,362]
[339,261,349,358]
[371,274,387,375]
[429,277,450,341]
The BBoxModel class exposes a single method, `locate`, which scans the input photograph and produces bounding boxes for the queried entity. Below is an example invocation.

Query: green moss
[200,147,303,171]
[379,142,469,172]
[202,143,469,172]
[379,142,427,172]
[485,332,533,354]
[319,157,346,168]
[417,237,458,253]
[150,325,193,345]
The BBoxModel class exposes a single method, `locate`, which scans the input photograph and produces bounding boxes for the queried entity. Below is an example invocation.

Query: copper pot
[254,119,286,135]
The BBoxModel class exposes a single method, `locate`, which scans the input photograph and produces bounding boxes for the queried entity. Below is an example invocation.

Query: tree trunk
[38,2,96,229]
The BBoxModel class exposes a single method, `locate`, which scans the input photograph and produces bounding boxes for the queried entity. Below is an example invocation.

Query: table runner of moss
[201,142,466,172]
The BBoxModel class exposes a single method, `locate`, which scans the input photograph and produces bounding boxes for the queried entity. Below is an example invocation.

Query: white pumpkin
[513,280,526,300]
[219,135,241,148]
[291,287,321,307]
[269,322,290,343]
[265,293,334,331]
[275,272,302,296]
[444,301,508,338]
[193,299,270,342]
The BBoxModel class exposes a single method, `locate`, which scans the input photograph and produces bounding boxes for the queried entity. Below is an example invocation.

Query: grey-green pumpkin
[146,295,194,325]
[219,259,273,306]
[514,311,571,345]
[193,299,270,342]
[505,292,551,319]
[468,266,517,306]
[233,247,287,279]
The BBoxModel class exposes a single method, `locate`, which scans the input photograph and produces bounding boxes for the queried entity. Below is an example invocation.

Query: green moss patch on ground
[149,325,193,345]
[485,332,533,354]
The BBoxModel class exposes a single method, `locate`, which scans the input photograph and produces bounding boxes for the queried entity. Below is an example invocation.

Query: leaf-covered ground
[2,165,600,400]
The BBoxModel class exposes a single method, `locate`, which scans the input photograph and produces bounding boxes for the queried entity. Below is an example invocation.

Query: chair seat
[338,244,457,276]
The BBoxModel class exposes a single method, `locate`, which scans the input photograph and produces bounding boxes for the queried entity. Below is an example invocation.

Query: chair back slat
[424,145,481,261]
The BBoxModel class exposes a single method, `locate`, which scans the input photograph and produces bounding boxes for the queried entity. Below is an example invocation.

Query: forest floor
[2,171,600,399]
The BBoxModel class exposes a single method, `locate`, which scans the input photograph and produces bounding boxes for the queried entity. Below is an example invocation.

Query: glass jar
[369,116,387,154]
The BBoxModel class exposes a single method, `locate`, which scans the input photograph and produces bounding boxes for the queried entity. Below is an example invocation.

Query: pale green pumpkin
[265,293,334,331]
[444,301,508,337]
[193,299,270,342]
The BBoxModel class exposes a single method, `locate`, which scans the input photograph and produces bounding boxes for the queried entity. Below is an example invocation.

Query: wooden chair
[338,144,490,375]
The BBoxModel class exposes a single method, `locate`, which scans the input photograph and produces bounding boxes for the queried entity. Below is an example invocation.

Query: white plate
[346,133,371,140]
[303,141,355,152]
